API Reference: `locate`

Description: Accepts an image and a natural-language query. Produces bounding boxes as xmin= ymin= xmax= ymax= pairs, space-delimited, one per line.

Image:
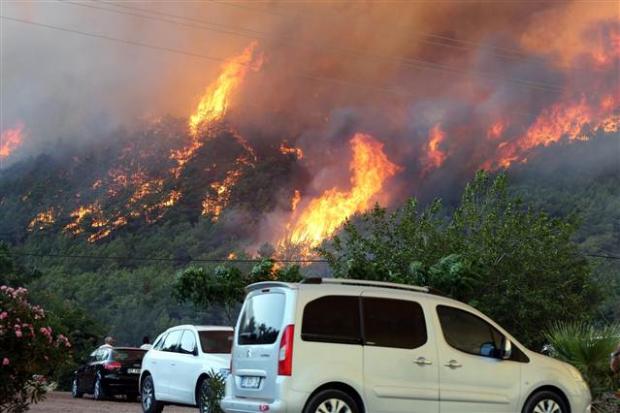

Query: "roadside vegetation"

xmin=1 ymin=157 xmax=619 ymax=407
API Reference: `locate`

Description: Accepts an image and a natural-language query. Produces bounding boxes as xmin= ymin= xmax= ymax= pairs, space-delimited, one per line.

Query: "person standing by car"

xmin=99 ymin=336 xmax=115 ymax=349
xmin=140 ymin=336 xmax=151 ymax=350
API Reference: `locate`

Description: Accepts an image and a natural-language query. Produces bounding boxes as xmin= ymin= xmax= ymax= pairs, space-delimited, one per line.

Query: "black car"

xmin=72 ymin=346 xmax=146 ymax=401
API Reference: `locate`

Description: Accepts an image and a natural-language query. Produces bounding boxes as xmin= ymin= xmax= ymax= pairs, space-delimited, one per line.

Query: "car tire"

xmin=304 ymin=389 xmax=361 ymax=413
xmin=197 ymin=378 xmax=213 ymax=413
xmin=141 ymin=375 xmax=164 ymax=413
xmin=71 ymin=377 xmax=83 ymax=398
xmin=93 ymin=374 xmax=107 ymax=401
xmin=522 ymin=390 xmax=569 ymax=413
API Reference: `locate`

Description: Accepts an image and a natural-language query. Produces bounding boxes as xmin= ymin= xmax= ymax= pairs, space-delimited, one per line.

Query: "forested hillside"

xmin=0 ymin=129 xmax=618 ymax=345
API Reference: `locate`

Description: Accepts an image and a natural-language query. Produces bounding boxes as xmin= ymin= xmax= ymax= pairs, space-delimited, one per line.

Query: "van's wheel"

xmin=522 ymin=390 xmax=568 ymax=413
xmin=71 ymin=377 xmax=83 ymax=398
xmin=141 ymin=375 xmax=164 ymax=413
xmin=304 ymin=389 xmax=360 ymax=413
xmin=93 ymin=374 xmax=107 ymax=401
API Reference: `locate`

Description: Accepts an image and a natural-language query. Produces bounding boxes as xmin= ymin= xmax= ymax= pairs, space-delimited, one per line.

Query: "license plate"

xmin=240 ymin=376 xmax=261 ymax=389
xmin=127 ymin=368 xmax=140 ymax=374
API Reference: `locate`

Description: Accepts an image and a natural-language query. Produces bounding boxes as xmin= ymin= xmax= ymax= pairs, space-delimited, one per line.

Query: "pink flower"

xmin=40 ymin=327 xmax=53 ymax=343
xmin=15 ymin=329 xmax=22 ymax=338
xmin=0 ymin=312 xmax=7 ymax=320
xmin=57 ymin=334 xmax=72 ymax=348
xmin=2 ymin=358 xmax=9 ymax=366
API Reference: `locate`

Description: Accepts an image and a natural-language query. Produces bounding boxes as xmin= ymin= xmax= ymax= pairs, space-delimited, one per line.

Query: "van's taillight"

xmin=278 ymin=324 xmax=294 ymax=376
xmin=103 ymin=361 xmax=121 ymax=371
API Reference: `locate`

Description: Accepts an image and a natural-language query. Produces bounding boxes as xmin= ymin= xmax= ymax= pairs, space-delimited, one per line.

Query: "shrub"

xmin=545 ymin=322 xmax=620 ymax=401
xmin=0 ymin=285 xmax=72 ymax=412
xmin=200 ymin=371 xmax=227 ymax=413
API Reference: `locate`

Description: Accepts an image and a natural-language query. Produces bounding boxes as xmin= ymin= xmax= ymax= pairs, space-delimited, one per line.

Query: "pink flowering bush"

xmin=0 ymin=285 xmax=71 ymax=412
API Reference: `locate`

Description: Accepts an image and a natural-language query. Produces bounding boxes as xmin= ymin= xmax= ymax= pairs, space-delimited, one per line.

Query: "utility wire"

xmin=62 ymin=1 xmax=563 ymax=93
xmin=7 ymin=251 xmax=620 ymax=262
xmin=0 ymin=15 xmax=229 ymax=64
xmin=9 ymin=251 xmax=328 ymax=263
xmin=0 ymin=14 xmax=562 ymax=122
xmin=0 ymin=14 xmax=556 ymax=114
xmin=205 ymin=0 xmax=529 ymax=60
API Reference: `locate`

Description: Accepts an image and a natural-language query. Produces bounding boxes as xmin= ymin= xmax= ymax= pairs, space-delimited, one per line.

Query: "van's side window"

xmin=437 ymin=305 xmax=503 ymax=357
xmin=363 ymin=297 xmax=427 ymax=349
xmin=302 ymin=296 xmax=362 ymax=345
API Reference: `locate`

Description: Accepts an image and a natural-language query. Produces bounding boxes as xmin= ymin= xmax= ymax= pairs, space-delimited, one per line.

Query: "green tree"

xmin=318 ymin=172 xmax=600 ymax=347
xmin=173 ymin=259 xmax=301 ymax=322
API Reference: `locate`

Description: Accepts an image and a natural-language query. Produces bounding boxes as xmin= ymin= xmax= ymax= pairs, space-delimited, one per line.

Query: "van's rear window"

xmin=238 ymin=293 xmax=285 ymax=345
xmin=199 ymin=331 xmax=233 ymax=353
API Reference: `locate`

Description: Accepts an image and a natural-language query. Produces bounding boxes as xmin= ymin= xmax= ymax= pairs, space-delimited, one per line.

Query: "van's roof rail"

xmin=302 ymin=277 xmax=430 ymax=293
xmin=245 ymin=281 xmax=296 ymax=292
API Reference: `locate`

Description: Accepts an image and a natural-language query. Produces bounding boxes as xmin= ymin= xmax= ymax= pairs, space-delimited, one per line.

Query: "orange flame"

xmin=423 ymin=124 xmax=447 ymax=173
xmin=1 ymin=122 xmax=24 ymax=159
xmin=487 ymin=120 xmax=507 ymax=140
xmin=290 ymin=190 xmax=301 ymax=212
xmin=280 ymin=133 xmax=401 ymax=250
xmin=28 ymin=208 xmax=56 ymax=231
xmin=492 ymin=96 xmax=618 ymax=168
xmin=279 ymin=142 xmax=304 ymax=159
xmin=188 ymin=42 xmax=261 ymax=137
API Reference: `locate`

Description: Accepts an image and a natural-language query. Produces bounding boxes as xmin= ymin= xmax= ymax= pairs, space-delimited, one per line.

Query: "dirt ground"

xmin=29 ymin=392 xmax=196 ymax=413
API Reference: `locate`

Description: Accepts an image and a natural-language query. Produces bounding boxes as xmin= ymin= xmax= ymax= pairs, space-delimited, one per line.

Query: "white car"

xmin=221 ymin=278 xmax=591 ymax=413
xmin=140 ymin=325 xmax=233 ymax=413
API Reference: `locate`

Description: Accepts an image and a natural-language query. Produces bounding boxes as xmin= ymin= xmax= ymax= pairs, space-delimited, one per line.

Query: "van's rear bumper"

xmin=221 ymin=398 xmax=286 ymax=413
xmin=221 ymin=377 xmax=308 ymax=413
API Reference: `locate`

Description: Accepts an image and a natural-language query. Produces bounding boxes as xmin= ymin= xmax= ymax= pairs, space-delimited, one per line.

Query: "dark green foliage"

xmin=545 ymin=322 xmax=620 ymax=401
xmin=201 ymin=372 xmax=227 ymax=413
xmin=319 ymin=172 xmax=601 ymax=348
xmin=173 ymin=259 xmax=302 ymax=321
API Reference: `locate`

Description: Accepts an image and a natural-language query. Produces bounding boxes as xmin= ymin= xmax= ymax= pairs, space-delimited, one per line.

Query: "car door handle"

xmin=445 ymin=360 xmax=462 ymax=369
xmin=414 ymin=357 xmax=432 ymax=366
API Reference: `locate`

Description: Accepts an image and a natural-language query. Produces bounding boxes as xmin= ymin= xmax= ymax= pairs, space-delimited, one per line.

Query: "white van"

xmin=221 ymin=279 xmax=591 ymax=413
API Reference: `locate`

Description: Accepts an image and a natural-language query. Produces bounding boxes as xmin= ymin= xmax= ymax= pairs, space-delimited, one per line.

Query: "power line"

xmin=583 ymin=253 xmax=620 ymax=261
xmin=62 ymin=0 xmax=563 ymax=93
xmin=8 ymin=251 xmax=620 ymax=263
xmin=206 ymin=0 xmax=530 ymax=60
xmin=0 ymin=14 xmax=559 ymax=112
xmin=9 ymin=251 xmax=328 ymax=263
xmin=0 ymin=15 xmax=229 ymax=64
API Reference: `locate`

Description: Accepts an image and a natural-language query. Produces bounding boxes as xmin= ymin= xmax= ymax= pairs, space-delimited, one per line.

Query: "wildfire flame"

xmin=28 ymin=208 xmax=56 ymax=231
xmin=171 ymin=42 xmax=262 ymax=178
xmin=279 ymin=133 xmax=401 ymax=251
xmin=290 ymin=190 xmax=301 ymax=212
xmin=279 ymin=142 xmax=304 ymax=159
xmin=424 ymin=124 xmax=447 ymax=172
xmin=491 ymin=96 xmax=619 ymax=168
xmin=188 ymin=42 xmax=262 ymax=137
xmin=0 ymin=122 xmax=24 ymax=159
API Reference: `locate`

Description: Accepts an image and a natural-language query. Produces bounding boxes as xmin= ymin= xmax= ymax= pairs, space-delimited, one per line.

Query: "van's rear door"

xmin=230 ymin=286 xmax=294 ymax=402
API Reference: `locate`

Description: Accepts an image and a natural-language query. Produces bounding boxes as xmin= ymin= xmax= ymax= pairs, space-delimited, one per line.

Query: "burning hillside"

xmin=1 ymin=2 xmax=618 ymax=257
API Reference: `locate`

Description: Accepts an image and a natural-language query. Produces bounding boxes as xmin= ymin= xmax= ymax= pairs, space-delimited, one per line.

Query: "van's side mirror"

xmin=500 ymin=339 xmax=512 ymax=360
